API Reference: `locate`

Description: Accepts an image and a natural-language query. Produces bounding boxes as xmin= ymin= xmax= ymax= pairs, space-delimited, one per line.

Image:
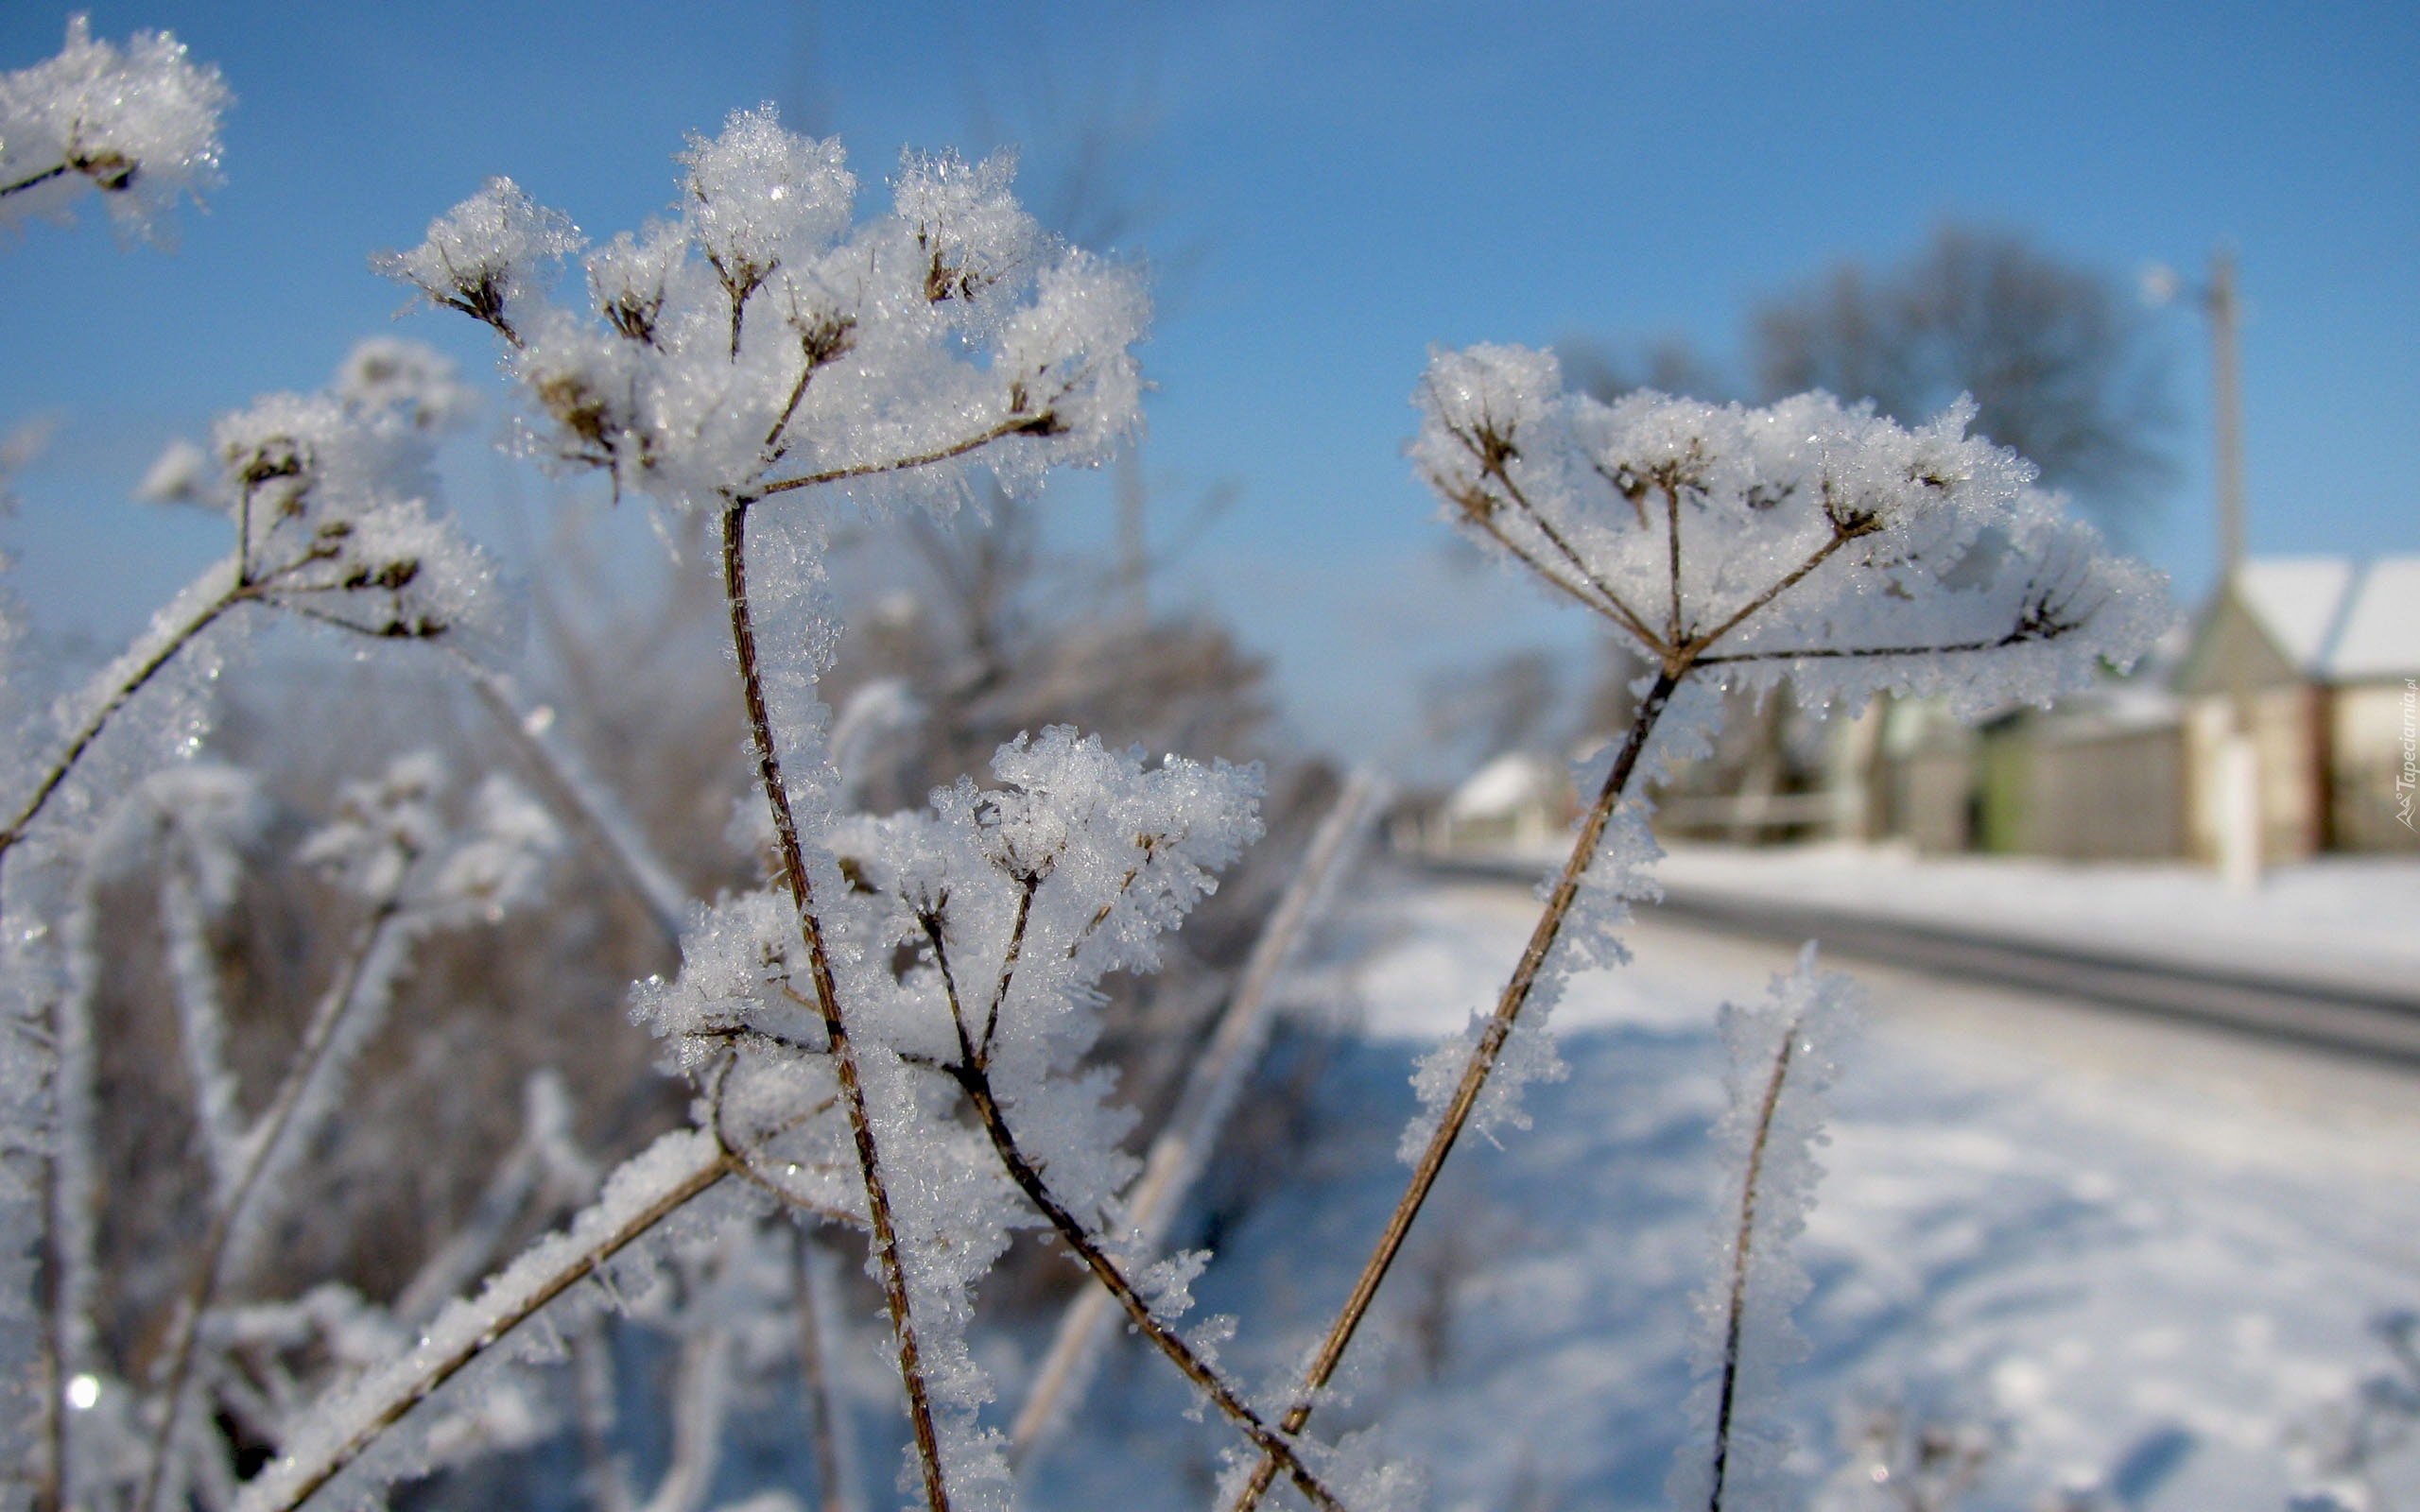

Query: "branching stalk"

xmin=235 ymin=1141 xmax=735 ymax=1512
xmin=0 ymin=587 xmax=240 ymax=885
xmin=949 ymin=1060 xmax=1347 ymax=1512
xmin=1704 ymin=1016 xmax=1803 ymax=1512
xmin=1228 ymin=668 xmax=1681 ymax=1511
xmin=140 ymin=884 xmax=411 ymax=1512
xmin=0 ymin=162 xmax=72 ymax=198
xmin=719 ymin=496 xmax=953 ymax=1512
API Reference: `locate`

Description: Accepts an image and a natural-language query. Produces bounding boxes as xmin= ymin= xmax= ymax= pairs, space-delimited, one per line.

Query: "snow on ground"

xmin=1029 ymin=865 xmax=2420 ymax=1512
xmin=1630 ymin=842 xmax=2420 ymax=997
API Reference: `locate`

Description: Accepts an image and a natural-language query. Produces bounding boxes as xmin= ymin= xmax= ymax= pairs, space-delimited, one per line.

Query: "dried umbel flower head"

xmin=1411 ymin=343 xmax=2168 ymax=716
xmin=0 ymin=15 xmax=231 ymax=243
xmin=379 ymin=107 xmax=1147 ymax=517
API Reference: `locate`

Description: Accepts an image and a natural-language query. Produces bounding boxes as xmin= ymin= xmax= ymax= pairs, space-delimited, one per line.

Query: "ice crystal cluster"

xmin=1411 ymin=343 xmax=2167 ymax=717
xmin=376 ymin=107 xmax=1147 ymax=518
xmin=633 ymin=729 xmax=1262 ymax=1506
xmin=0 ymin=14 xmax=228 ymax=243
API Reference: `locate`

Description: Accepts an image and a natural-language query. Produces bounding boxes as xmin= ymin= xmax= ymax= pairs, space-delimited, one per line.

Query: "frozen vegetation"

xmin=21 ymin=16 xmax=2390 ymax=1512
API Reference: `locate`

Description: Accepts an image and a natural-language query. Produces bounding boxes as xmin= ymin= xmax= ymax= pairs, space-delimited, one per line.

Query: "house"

xmin=1424 ymin=750 xmax=1575 ymax=852
xmin=2172 ymin=556 xmax=2420 ymax=857
xmin=1853 ymin=554 xmax=2416 ymax=863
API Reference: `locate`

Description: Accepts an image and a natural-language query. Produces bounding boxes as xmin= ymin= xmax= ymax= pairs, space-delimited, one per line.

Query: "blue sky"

xmin=4 ymin=1 xmax=2414 ymax=768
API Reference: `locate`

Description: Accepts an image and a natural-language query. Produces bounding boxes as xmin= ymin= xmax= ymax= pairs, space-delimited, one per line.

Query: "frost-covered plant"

xmin=57 ymin=755 xmax=562 ymax=1512
xmin=0 ymin=336 xmax=493 ymax=885
xmin=220 ymin=109 xmax=1355 ymax=1512
xmin=1675 ymin=949 xmax=1860 ymax=1512
xmin=1221 ymin=345 xmax=2167 ymax=1509
xmin=0 ymin=14 xmax=227 ymax=244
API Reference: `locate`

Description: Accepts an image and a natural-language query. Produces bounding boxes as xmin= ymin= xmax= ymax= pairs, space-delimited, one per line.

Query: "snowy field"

xmin=1027 ymin=864 xmax=2420 ymax=1512
xmin=1645 ymin=843 xmax=2420 ymax=997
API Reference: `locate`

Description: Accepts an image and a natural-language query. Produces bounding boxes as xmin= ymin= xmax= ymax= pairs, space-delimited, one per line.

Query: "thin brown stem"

xmin=1065 ymin=865 xmax=1140 ymax=960
xmin=1486 ymin=468 xmax=1668 ymax=653
xmin=951 ymin=1060 xmax=1347 ymax=1512
xmin=1706 ymin=1017 xmax=1803 ymax=1512
xmin=721 ymin=498 xmax=953 ymax=1512
xmin=920 ymin=915 xmax=980 ymax=1069
xmin=1681 ymin=528 xmax=1858 ymax=660
xmin=0 ymin=588 xmax=240 ymax=875
xmin=1 ymin=162 xmax=71 ymax=198
xmin=141 ymin=885 xmax=409 ymax=1512
xmin=1229 ymin=669 xmax=1682 ymax=1512
xmin=766 ymin=359 xmax=820 ymax=455
xmin=246 ymin=1143 xmax=735 ymax=1512
xmin=979 ymin=872 xmax=1041 ymax=1059
xmin=751 ymin=413 xmax=1053 ymax=501
xmin=1666 ymin=485 xmax=1685 ymax=645
xmin=1694 ymin=635 xmax=2014 ymax=666
xmin=1444 ymin=489 xmax=1664 ymax=656
xmin=704 ymin=1063 xmax=856 ymax=1227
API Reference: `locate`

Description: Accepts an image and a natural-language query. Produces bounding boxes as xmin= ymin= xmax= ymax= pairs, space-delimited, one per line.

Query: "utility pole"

xmin=2209 ymin=248 xmax=2248 ymax=579
xmin=2207 ymin=247 xmax=2261 ymax=888
xmin=1115 ymin=443 xmax=1147 ymax=623
xmin=2146 ymin=247 xmax=2263 ymax=884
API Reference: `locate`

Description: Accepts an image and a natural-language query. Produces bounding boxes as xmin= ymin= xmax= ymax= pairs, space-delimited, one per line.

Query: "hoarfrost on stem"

xmin=1673 ymin=945 xmax=1862 ymax=1512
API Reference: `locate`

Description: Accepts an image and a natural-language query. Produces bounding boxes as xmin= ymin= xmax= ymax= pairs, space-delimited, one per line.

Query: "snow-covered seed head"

xmin=1410 ymin=344 xmax=2169 ymax=715
xmin=200 ymin=350 xmax=494 ymax=639
xmin=380 ymin=110 xmax=1148 ymax=523
xmin=0 ymin=15 xmax=230 ymax=244
xmin=335 ymin=337 xmax=477 ymax=431
xmin=373 ymin=178 xmax=582 ymax=342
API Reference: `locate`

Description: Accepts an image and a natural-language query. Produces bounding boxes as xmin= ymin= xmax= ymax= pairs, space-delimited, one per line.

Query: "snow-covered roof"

xmin=2218 ymin=555 xmax=2420 ymax=682
xmin=2234 ymin=558 xmax=2355 ymax=673
xmin=2324 ymin=556 xmax=2420 ymax=679
xmin=1445 ymin=751 xmax=1564 ymax=819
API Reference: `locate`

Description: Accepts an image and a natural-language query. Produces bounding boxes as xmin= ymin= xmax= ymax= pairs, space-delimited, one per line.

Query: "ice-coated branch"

xmin=233 ymin=1130 xmax=735 ymax=1512
xmin=452 ymin=653 xmax=690 ymax=945
xmin=140 ymin=876 xmax=412 ymax=1512
xmin=1227 ymin=674 xmax=1678 ymax=1512
xmin=721 ymin=495 xmax=953 ymax=1512
xmin=1676 ymin=948 xmax=1859 ymax=1512
xmin=1012 ymin=766 xmax=1388 ymax=1460
xmin=0 ymin=565 xmax=242 ymax=886
xmin=140 ymin=754 xmax=559 ymax=1512
xmin=946 ymin=1057 xmax=1346 ymax=1512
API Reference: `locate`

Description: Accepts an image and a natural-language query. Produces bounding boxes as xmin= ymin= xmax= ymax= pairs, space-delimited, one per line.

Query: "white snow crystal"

xmin=0 ymin=15 xmax=230 ymax=244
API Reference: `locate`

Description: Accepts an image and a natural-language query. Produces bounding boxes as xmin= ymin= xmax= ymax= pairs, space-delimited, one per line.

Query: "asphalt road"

xmin=1421 ymin=854 xmax=2420 ymax=1067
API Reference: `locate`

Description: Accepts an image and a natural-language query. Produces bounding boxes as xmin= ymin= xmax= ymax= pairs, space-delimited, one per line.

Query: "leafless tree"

xmin=1754 ymin=223 xmax=2172 ymax=538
